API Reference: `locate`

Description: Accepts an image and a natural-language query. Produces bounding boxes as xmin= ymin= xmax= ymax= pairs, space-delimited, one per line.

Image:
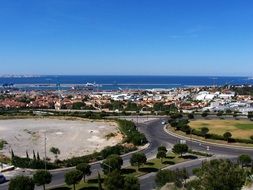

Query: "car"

xmin=161 ymin=121 xmax=166 ymax=125
xmin=0 ymin=173 xmax=6 ymax=184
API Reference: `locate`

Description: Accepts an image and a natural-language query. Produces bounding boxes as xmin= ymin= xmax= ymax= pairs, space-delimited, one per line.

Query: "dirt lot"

xmin=0 ymin=118 xmax=122 ymax=160
xmin=190 ymin=119 xmax=253 ymax=139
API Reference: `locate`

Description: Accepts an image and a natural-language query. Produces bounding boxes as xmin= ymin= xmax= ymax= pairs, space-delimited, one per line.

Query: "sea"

xmin=0 ymin=76 xmax=252 ymax=91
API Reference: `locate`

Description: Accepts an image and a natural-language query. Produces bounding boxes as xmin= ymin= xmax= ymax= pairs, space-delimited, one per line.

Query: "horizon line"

xmin=0 ymin=74 xmax=252 ymax=78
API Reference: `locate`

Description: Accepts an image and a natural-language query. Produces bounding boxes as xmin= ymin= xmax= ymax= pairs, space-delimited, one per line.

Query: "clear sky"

xmin=0 ymin=0 xmax=252 ymax=76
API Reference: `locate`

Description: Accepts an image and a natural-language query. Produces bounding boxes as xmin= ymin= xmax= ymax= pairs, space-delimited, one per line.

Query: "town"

xmin=1 ymin=84 xmax=253 ymax=117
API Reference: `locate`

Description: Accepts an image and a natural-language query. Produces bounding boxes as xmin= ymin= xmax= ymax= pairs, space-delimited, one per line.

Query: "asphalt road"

xmin=0 ymin=119 xmax=164 ymax=190
xmin=1 ymin=117 xmax=253 ymax=190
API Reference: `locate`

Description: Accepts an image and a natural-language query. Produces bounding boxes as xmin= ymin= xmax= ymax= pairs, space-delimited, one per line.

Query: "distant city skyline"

xmin=0 ymin=0 xmax=252 ymax=76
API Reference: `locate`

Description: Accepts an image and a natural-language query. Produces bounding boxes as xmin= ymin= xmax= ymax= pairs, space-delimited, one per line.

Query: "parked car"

xmin=0 ymin=173 xmax=6 ymax=184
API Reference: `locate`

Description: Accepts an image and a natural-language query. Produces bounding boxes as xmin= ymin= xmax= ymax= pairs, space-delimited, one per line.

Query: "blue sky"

xmin=0 ymin=0 xmax=252 ymax=76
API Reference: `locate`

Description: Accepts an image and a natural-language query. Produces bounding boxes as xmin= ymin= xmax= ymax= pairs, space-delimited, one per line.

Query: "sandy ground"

xmin=0 ymin=118 xmax=121 ymax=160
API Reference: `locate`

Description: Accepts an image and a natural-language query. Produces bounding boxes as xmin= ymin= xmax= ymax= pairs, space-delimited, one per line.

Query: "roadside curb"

xmin=164 ymin=126 xmax=253 ymax=150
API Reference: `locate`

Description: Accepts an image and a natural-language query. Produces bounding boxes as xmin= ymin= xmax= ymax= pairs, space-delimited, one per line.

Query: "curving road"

xmin=1 ymin=117 xmax=253 ymax=190
xmin=138 ymin=118 xmax=253 ymax=190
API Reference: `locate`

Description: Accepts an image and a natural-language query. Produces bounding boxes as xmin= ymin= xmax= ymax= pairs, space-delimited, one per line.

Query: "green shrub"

xmin=117 ymin=120 xmax=147 ymax=146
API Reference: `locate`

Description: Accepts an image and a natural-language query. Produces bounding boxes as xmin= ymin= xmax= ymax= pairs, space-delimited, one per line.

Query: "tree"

xmin=174 ymin=168 xmax=189 ymax=188
xmin=172 ymin=144 xmax=188 ymax=157
xmin=238 ymin=154 xmax=252 ymax=167
xmin=64 ymin=170 xmax=83 ymax=190
xmin=76 ymin=163 xmax=91 ymax=182
xmin=9 ymin=175 xmax=35 ymax=190
xmin=191 ymin=159 xmax=247 ymax=190
xmin=158 ymin=146 xmax=167 ymax=153
xmin=104 ymin=170 xmax=124 ymax=190
xmin=201 ymin=112 xmax=208 ymax=118
xmin=155 ymin=169 xmax=176 ymax=188
xmin=124 ymin=175 xmax=140 ymax=190
xmin=33 ymin=150 xmax=36 ymax=160
xmin=130 ymin=152 xmax=147 ymax=170
xmin=156 ymin=151 xmax=167 ymax=163
xmin=50 ymin=147 xmax=60 ymax=160
xmin=11 ymin=149 xmax=15 ymax=158
xmin=97 ymin=171 xmax=103 ymax=190
xmin=187 ymin=113 xmax=194 ymax=119
xmin=217 ymin=111 xmax=224 ymax=117
xmin=248 ymin=112 xmax=253 ymax=119
xmin=33 ymin=170 xmax=52 ymax=190
xmin=226 ymin=109 xmax=232 ymax=114
xmin=72 ymin=102 xmax=85 ymax=110
xmin=223 ymin=132 xmax=232 ymax=142
xmin=200 ymin=127 xmax=209 ymax=138
xmin=101 ymin=154 xmax=123 ymax=174
xmin=26 ymin=150 xmax=29 ymax=159
xmin=37 ymin=152 xmax=40 ymax=160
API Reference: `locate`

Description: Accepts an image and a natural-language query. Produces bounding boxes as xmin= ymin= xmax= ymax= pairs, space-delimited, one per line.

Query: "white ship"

xmin=72 ymin=82 xmax=102 ymax=91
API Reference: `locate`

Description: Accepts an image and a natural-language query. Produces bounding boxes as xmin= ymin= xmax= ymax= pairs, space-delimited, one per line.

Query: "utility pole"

xmin=102 ymin=162 xmax=112 ymax=173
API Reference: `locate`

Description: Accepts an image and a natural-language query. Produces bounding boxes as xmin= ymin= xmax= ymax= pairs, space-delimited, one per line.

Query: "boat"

xmin=72 ymin=82 xmax=102 ymax=91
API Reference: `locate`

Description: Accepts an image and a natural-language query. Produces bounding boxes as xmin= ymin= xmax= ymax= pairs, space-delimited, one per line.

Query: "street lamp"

xmin=101 ymin=162 xmax=112 ymax=173
xmin=44 ymin=131 xmax=47 ymax=170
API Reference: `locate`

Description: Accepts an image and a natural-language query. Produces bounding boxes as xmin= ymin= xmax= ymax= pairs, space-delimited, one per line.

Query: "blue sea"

xmin=0 ymin=76 xmax=252 ymax=90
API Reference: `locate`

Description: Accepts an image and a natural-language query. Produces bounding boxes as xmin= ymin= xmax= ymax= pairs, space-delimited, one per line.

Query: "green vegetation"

xmin=186 ymin=159 xmax=249 ymax=190
xmin=50 ymin=147 xmax=61 ymax=161
xmin=231 ymin=86 xmax=253 ymax=96
xmin=169 ymin=118 xmax=253 ymax=145
xmin=234 ymin=123 xmax=253 ymax=130
xmin=9 ymin=118 xmax=140 ymax=169
xmin=11 ymin=154 xmax=58 ymax=169
xmin=105 ymin=132 xmax=116 ymax=140
xmin=76 ymin=163 xmax=91 ymax=182
xmin=223 ymin=131 xmax=232 ymax=142
xmin=172 ymin=144 xmax=189 ymax=157
xmin=33 ymin=170 xmax=52 ymax=190
xmin=0 ymin=139 xmax=7 ymax=150
xmin=155 ymin=168 xmax=188 ymax=188
xmin=125 ymin=102 xmax=141 ymax=112
xmin=153 ymin=102 xmax=178 ymax=113
xmin=64 ymin=170 xmax=83 ymax=190
xmin=117 ymin=119 xmax=147 ymax=146
xmin=61 ymin=144 xmax=136 ymax=168
xmin=101 ymin=154 xmax=123 ymax=174
xmin=52 ymin=150 xmax=198 ymax=190
xmin=190 ymin=119 xmax=253 ymax=139
xmin=157 ymin=150 xmax=167 ymax=163
xmin=130 ymin=152 xmax=147 ymax=170
xmin=200 ymin=127 xmax=209 ymax=138
xmin=9 ymin=175 xmax=35 ymax=190
xmin=238 ymin=154 xmax=252 ymax=167
xmin=124 ymin=174 xmax=140 ymax=190
xmin=72 ymin=102 xmax=95 ymax=110
xmin=103 ymin=170 xmax=124 ymax=190
xmin=10 ymin=143 xmax=136 ymax=169
xmin=157 ymin=146 xmax=168 ymax=163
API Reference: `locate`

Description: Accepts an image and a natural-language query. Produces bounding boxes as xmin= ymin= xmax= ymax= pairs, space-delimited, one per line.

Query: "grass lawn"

xmin=123 ymin=152 xmax=194 ymax=177
xmin=190 ymin=119 xmax=253 ymax=139
xmin=51 ymin=180 xmax=100 ymax=190
xmin=50 ymin=152 xmax=197 ymax=190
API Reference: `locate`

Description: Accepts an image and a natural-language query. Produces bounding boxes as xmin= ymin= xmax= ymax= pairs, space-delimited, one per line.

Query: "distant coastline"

xmin=0 ymin=75 xmax=252 ymax=90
